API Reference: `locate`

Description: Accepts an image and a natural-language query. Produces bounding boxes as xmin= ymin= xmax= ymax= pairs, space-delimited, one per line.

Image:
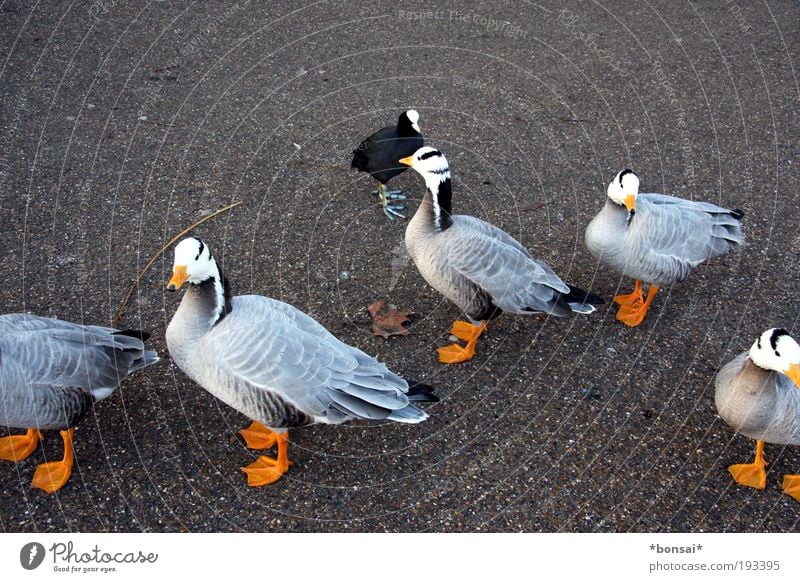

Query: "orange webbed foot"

xmin=31 ymin=459 xmax=73 ymax=493
xmin=240 ymin=432 xmax=291 ymax=486
xmin=448 ymin=320 xmax=485 ymax=342
xmin=31 ymin=429 xmax=74 ymax=493
xmin=239 ymin=421 xmax=277 ymax=450
xmin=0 ymin=428 xmax=43 ymax=462
xmin=616 ymin=304 xmax=649 ymax=327
xmin=437 ymin=343 xmax=478 ymax=364
xmin=614 ymin=282 xmax=658 ymax=327
xmin=437 ymin=321 xmax=486 ymax=364
xmin=728 ymin=462 xmax=767 ymax=490
xmin=728 ymin=441 xmax=767 ymax=491
xmin=241 ymin=456 xmax=292 ymax=486
xmin=613 ymin=283 xmax=644 ymax=309
xmin=782 ymin=474 xmax=800 ymax=502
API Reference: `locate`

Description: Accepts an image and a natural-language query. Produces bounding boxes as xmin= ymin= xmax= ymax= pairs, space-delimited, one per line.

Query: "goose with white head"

xmin=585 ymin=169 xmax=744 ymax=326
xmin=399 ymin=147 xmax=604 ymax=364
xmin=715 ymin=328 xmax=800 ymax=502
xmin=351 ymin=109 xmax=423 ymax=220
xmin=0 ymin=314 xmax=158 ymax=492
xmin=165 ymin=236 xmax=438 ymax=486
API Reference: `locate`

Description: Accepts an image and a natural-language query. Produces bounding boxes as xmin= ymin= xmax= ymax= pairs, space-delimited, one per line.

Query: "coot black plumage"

xmin=351 ymin=109 xmax=423 ymax=220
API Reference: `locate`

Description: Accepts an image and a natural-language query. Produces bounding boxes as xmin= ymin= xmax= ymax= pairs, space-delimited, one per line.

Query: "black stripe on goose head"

xmin=420 ymin=149 xmax=441 ymax=161
xmin=769 ymin=328 xmax=790 ymax=354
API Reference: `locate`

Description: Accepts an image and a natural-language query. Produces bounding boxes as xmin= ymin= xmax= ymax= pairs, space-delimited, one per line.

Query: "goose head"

xmin=749 ymin=328 xmax=800 ymax=386
xmin=607 ymin=169 xmax=639 ymax=216
xmin=399 ymin=146 xmax=450 ymax=192
xmin=167 ymin=237 xmax=218 ymax=291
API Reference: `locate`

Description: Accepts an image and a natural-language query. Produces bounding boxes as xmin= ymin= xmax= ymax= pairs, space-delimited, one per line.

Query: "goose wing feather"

xmin=0 ymin=313 xmax=153 ymax=396
xmin=629 ymin=194 xmax=744 ymax=282
xmin=442 ymin=216 xmax=571 ymax=314
xmin=205 ymin=297 xmax=414 ymax=421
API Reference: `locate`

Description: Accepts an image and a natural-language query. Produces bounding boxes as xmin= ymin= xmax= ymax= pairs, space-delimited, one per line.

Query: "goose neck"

xmin=174 ymin=264 xmax=233 ymax=334
xmin=424 ymin=176 xmax=453 ymax=231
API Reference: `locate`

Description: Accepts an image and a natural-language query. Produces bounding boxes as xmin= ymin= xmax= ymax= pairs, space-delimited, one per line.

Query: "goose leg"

xmin=373 ymin=183 xmax=406 ymax=220
xmin=781 ymin=474 xmax=800 ymax=502
xmin=31 ymin=428 xmax=74 ymax=493
xmin=728 ymin=440 xmax=767 ymax=490
xmin=614 ymin=281 xmax=659 ymax=327
xmin=0 ymin=428 xmax=43 ymax=462
xmin=239 ymin=421 xmax=278 ymax=450
xmin=437 ymin=320 xmax=487 ymax=364
xmin=241 ymin=431 xmax=292 ymax=486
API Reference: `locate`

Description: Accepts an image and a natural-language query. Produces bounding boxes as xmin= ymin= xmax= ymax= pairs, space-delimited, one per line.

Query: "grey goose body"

xmin=585 ymin=170 xmax=744 ymax=326
xmin=585 ymin=194 xmax=744 ymax=285
xmin=715 ymin=352 xmax=800 ymax=446
xmin=399 ymin=147 xmax=602 ymax=364
xmin=407 ymin=210 xmax=589 ymax=321
xmin=165 ymin=237 xmax=436 ymax=485
xmin=714 ymin=329 xmax=800 ymax=445
xmin=713 ymin=329 xmax=800 ymax=502
xmin=0 ymin=313 xmax=158 ymax=430
xmin=0 ymin=313 xmax=157 ymax=492
xmin=167 ymin=292 xmax=430 ymax=429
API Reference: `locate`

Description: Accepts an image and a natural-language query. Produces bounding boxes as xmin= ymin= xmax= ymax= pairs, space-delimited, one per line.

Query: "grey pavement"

xmin=0 ymin=0 xmax=798 ymax=532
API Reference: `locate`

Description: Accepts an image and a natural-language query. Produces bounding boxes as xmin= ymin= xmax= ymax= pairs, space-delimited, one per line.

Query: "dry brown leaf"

xmin=367 ymin=300 xmax=410 ymax=338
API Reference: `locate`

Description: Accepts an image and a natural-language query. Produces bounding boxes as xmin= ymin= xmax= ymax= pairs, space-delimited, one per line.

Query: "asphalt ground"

xmin=0 ymin=0 xmax=798 ymax=532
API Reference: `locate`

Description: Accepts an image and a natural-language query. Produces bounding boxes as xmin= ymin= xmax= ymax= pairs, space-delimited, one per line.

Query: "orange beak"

xmin=624 ymin=194 xmax=636 ymax=213
xmin=786 ymin=363 xmax=800 ymax=388
xmin=398 ymin=156 xmax=413 ymax=167
xmin=167 ymin=265 xmax=189 ymax=291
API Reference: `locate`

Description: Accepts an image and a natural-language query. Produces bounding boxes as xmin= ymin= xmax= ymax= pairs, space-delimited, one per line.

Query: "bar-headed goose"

xmin=351 ymin=109 xmax=423 ymax=220
xmin=165 ymin=237 xmax=437 ymax=486
xmin=399 ymin=147 xmax=603 ymax=364
xmin=585 ymin=169 xmax=744 ymax=327
xmin=0 ymin=314 xmax=158 ymax=493
xmin=715 ymin=328 xmax=800 ymax=502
